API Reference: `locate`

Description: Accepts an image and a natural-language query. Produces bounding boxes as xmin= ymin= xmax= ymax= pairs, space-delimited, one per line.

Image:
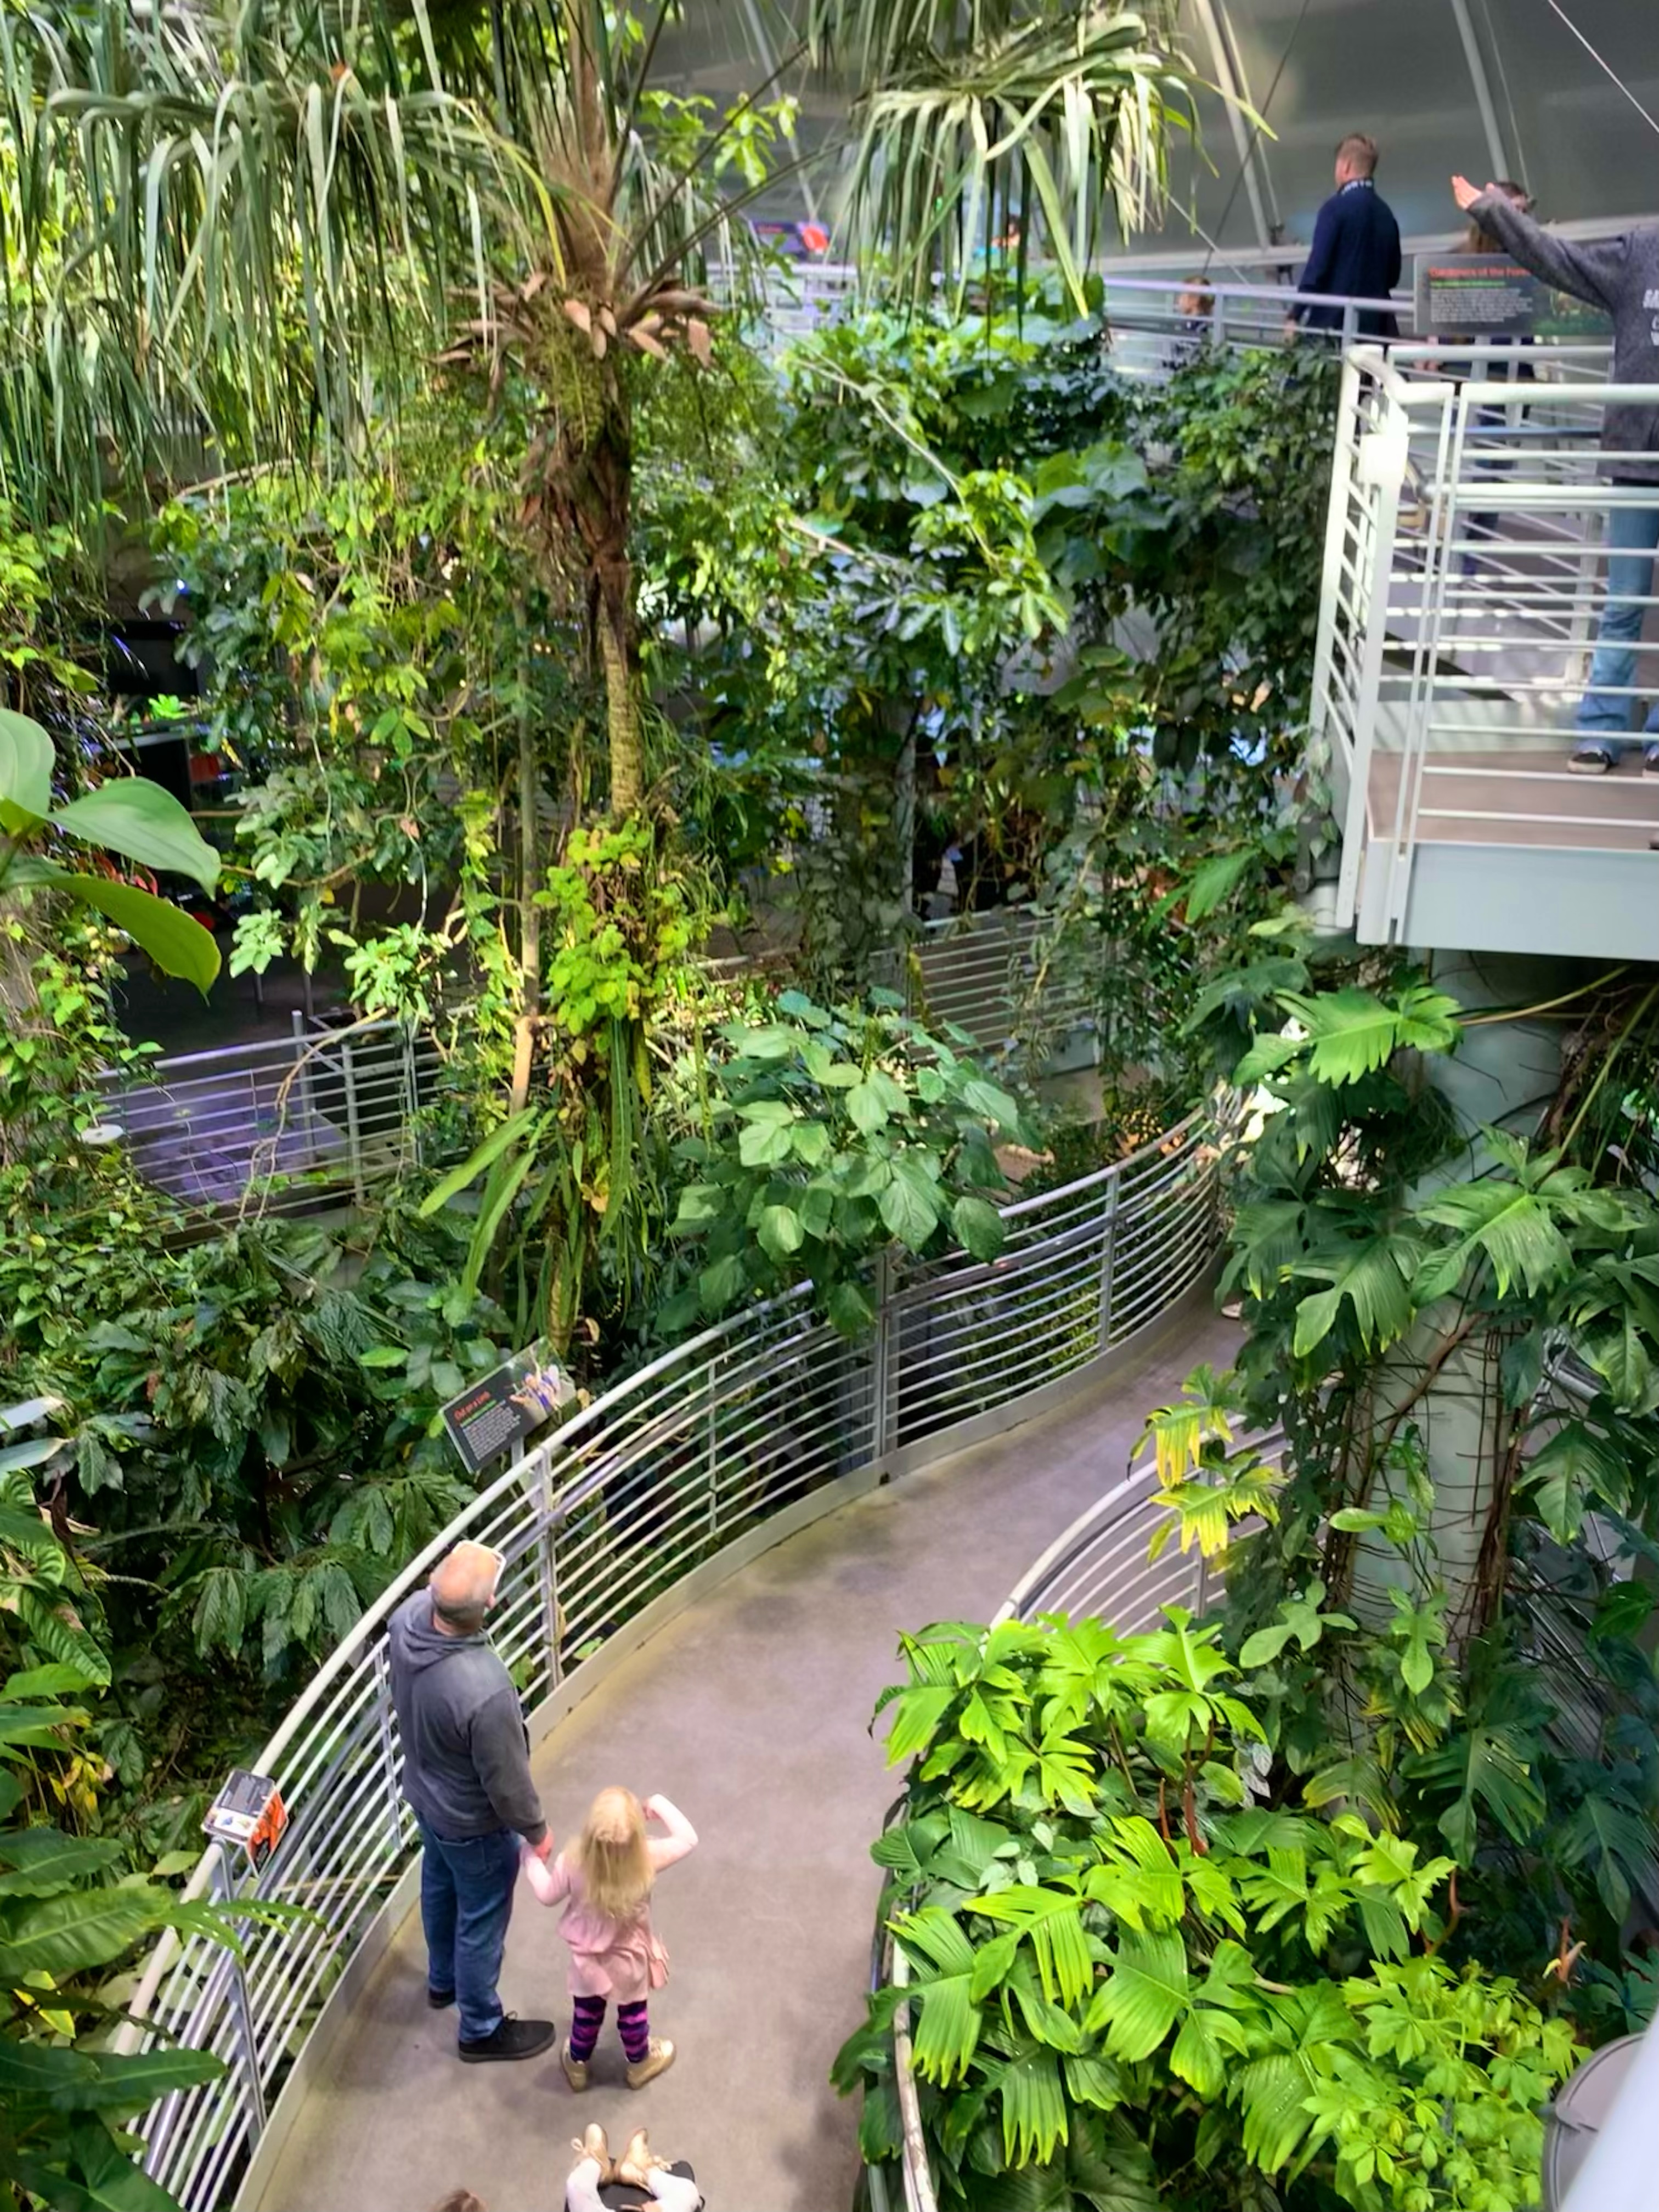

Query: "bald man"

xmin=388 ymin=1542 xmax=557 ymax=2061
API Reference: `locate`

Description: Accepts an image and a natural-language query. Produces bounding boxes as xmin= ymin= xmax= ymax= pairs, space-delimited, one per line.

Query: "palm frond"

xmin=808 ymin=1 xmax=1203 ymax=310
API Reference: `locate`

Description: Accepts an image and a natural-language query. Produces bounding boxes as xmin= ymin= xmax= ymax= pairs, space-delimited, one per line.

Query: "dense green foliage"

xmin=834 ymin=1610 xmax=1578 ymax=2212
xmin=661 ymin=993 xmax=1031 ymax=1336
xmin=837 ymin=947 xmax=1659 ymax=2208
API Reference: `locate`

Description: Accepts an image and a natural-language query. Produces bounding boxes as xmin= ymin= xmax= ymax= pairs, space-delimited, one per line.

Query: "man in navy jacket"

xmin=1294 ymin=133 xmax=1402 ymax=338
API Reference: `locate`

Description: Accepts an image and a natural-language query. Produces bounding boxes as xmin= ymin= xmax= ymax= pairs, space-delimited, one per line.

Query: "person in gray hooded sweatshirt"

xmin=1453 ymin=176 xmax=1659 ymax=773
xmin=389 ymin=1540 xmax=557 ymax=2061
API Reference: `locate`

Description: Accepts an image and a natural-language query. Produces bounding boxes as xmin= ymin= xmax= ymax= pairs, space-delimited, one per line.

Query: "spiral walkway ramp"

xmin=249 ymin=1300 xmax=1237 ymax=2212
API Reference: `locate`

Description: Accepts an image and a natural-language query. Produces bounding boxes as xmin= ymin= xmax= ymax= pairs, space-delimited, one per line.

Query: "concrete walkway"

xmin=253 ymin=1306 xmax=1236 ymax=2212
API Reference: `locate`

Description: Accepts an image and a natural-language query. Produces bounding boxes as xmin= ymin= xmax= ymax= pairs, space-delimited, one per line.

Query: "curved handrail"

xmin=124 ymin=1102 xmax=1227 ymax=2212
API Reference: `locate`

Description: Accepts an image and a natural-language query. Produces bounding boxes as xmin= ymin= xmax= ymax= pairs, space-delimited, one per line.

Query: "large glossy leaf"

xmin=995 ymin=2045 xmax=1068 ymax=2165
xmin=951 ymin=1193 xmax=1006 ymax=1262
xmin=0 ymin=707 xmax=53 ymax=831
xmin=0 ymin=1828 xmax=125 ymax=1898
xmin=1415 ymin=1179 xmax=1573 ymax=1299
xmin=24 ymin=868 xmax=221 ymax=991
xmin=879 ymin=1154 xmax=941 ymax=1251
xmin=0 ymin=2037 xmax=221 ymax=2111
xmin=1274 ymin=985 xmax=1461 ymax=1086
xmin=1518 ymin=1419 xmax=1631 ymax=1540
xmin=0 ymin=1886 xmax=164 ymax=1981
xmin=52 ymin=778 xmax=219 ymax=890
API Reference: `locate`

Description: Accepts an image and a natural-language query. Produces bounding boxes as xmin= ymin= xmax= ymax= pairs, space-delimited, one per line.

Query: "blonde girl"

xmin=523 ymin=1787 xmax=697 ymax=2090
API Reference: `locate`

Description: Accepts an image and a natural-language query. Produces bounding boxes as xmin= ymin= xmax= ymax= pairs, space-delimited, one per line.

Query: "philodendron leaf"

xmin=52 ymin=777 xmax=220 ymax=891
xmin=0 ymin=707 xmax=53 ymax=831
xmin=22 ymin=868 xmax=221 ymax=991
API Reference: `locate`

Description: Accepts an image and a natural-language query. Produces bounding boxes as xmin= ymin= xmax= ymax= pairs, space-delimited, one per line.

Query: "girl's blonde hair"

xmin=575 ymin=1786 xmax=652 ymax=1921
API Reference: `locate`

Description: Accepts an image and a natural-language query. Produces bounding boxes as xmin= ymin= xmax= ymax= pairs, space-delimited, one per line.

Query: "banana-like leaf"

xmin=0 ymin=708 xmax=53 ymax=832
xmin=11 ymin=864 xmax=219 ymax=991
xmin=52 ymin=778 xmax=219 ymax=891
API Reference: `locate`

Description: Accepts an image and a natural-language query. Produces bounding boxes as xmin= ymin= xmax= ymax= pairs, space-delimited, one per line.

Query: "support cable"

xmin=1200 ymin=0 xmax=1314 ymax=280
xmin=1539 ymin=0 xmax=1659 ymax=141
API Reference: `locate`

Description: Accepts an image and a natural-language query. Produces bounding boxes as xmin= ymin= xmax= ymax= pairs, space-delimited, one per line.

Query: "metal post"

xmin=292 ymin=1009 xmax=320 ymax=1161
xmin=870 ymin=1254 xmax=896 ymax=1467
xmin=340 ymin=1040 xmax=365 ymax=1206
xmin=1335 ymin=374 xmax=1409 ymax=933
xmin=1096 ymin=1175 xmax=1122 ymax=1353
xmin=535 ymin=1449 xmax=563 ymax=1688
xmin=707 ymin=1357 xmax=721 ymax=1545
xmin=1190 ymin=0 xmax=1274 ymax=253
xmin=1448 ymin=0 xmax=1511 ymax=185
xmin=210 ymin=1844 xmax=267 ymax=2142
xmin=401 ymin=1024 xmax=421 ymax=1169
xmin=371 ymin=1643 xmax=404 ymax=1857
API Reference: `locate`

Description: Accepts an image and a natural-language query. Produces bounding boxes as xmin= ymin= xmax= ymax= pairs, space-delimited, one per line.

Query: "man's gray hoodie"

xmin=387 ymin=1590 xmax=547 ymax=1844
xmin=1474 ymin=193 xmax=1659 ymax=482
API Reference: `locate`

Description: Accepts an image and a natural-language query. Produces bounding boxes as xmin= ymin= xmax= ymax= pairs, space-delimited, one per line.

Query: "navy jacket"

xmin=1296 ymin=178 xmax=1402 ymax=336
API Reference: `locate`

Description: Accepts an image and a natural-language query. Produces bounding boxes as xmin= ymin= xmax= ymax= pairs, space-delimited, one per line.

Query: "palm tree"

xmin=0 ymin=0 xmax=1199 ymax=822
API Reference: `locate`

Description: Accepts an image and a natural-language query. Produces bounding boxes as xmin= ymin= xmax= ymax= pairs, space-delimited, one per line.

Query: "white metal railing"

xmin=1309 ymin=340 xmax=1659 ymax=952
xmin=736 ymin=260 xmax=1402 ymax=371
xmin=121 ymin=1102 xmax=1226 ymax=2211
xmin=900 ymin=906 xmax=1093 ymax=1068
xmin=100 ymin=1016 xmax=436 ymax=1218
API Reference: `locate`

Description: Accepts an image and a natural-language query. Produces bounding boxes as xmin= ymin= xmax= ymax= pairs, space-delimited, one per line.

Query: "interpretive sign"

xmin=441 ymin=1339 xmax=573 ymax=1477
xmin=205 ymin=1769 xmax=288 ymax=1872
xmin=1413 ymin=252 xmax=1539 ymax=338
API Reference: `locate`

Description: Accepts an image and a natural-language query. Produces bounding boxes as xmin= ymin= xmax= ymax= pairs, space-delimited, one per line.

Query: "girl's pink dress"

xmin=522 ymin=1796 xmax=697 ymax=2004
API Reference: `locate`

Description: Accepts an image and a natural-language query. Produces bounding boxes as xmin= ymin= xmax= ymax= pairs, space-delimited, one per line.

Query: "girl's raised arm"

xmin=644 ymin=1794 xmax=698 ymax=1870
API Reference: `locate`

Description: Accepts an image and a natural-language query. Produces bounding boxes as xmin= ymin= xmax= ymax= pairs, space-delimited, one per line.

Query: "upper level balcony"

xmin=1312 ymin=343 xmax=1659 ymax=963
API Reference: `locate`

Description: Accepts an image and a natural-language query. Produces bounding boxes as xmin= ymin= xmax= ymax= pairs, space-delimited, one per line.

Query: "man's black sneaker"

xmin=427 ymin=1988 xmax=455 ymax=2010
xmin=458 ymin=2015 xmax=556 ymax=2063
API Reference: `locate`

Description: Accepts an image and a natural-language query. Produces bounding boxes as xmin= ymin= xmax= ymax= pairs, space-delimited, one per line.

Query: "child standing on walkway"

xmin=523 ymin=1787 xmax=697 ymax=2090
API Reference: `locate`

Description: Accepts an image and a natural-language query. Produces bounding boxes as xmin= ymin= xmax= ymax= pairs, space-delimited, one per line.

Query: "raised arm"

xmin=1457 ymin=181 xmax=1629 ymax=312
xmin=644 ymin=1794 xmax=698 ymax=1871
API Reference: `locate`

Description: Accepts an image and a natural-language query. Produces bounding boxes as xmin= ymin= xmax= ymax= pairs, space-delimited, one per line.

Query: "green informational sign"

xmin=1412 ymin=252 xmax=1539 ymax=338
xmin=1534 ymin=286 xmax=1614 ymax=343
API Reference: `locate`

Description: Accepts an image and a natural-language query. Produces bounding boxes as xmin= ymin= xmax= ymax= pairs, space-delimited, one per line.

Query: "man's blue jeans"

xmin=1578 ymin=496 xmax=1659 ymax=751
xmin=416 ymin=1819 xmax=520 ymax=2044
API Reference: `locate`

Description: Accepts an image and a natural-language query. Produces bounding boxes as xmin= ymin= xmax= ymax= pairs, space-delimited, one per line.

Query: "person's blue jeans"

xmin=416 ymin=1819 xmax=521 ymax=2044
xmin=1578 ymin=497 xmax=1659 ymax=752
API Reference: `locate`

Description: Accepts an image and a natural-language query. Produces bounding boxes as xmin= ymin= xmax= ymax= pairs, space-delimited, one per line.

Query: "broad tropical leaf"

xmin=1273 ymin=985 xmax=1461 ymax=1086
xmin=0 ymin=707 xmax=53 ymax=830
xmin=51 ymin=778 xmax=220 ymax=891
xmin=1087 ymin=1928 xmax=1189 ymax=2061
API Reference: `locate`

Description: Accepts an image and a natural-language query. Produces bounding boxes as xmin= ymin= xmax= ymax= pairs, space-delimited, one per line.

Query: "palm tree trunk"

xmin=509 ymin=618 xmax=540 ymax=1114
xmin=599 ymin=578 xmax=642 ymax=815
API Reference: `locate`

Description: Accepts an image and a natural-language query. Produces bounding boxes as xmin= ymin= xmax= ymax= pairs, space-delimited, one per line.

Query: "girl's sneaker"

xmin=626 ymin=2036 xmax=676 ymax=2089
xmin=1644 ymin=743 xmax=1659 ymax=775
xmin=560 ymin=2039 xmax=591 ymax=2091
